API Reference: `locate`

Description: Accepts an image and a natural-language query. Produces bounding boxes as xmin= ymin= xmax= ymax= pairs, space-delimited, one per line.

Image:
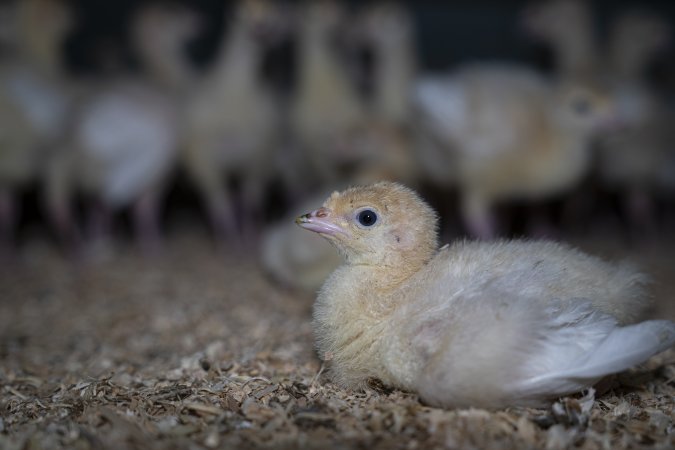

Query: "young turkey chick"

xmin=598 ymin=10 xmax=674 ymax=232
xmin=13 ymin=0 xmax=73 ymax=79
xmin=607 ymin=10 xmax=671 ymax=81
xmin=184 ymin=0 xmax=284 ymax=241
xmin=0 ymin=80 xmax=38 ymax=254
xmin=0 ymin=0 xmax=73 ymax=252
xmin=355 ymin=2 xmax=420 ymax=184
xmin=290 ymin=0 xmax=370 ymax=187
xmin=53 ymin=82 xmax=179 ymax=253
xmin=415 ymin=66 xmax=616 ymax=238
xmin=359 ymin=1 xmax=416 ymax=126
xmin=44 ymin=4 xmax=199 ymax=254
xmin=296 ymin=182 xmax=673 ymax=409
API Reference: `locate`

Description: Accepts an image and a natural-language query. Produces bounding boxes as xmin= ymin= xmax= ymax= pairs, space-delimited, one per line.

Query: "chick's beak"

xmin=295 ymin=207 xmax=345 ymax=236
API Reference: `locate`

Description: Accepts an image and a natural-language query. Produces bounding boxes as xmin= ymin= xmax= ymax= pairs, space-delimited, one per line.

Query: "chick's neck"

xmin=347 ymin=245 xmax=436 ymax=293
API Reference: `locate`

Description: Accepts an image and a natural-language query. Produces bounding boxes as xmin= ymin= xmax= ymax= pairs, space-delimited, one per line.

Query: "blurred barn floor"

xmin=1 ymin=227 xmax=673 ymax=449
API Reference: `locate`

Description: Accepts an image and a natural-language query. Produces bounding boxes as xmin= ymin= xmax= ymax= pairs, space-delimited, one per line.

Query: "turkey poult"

xmin=598 ymin=10 xmax=675 ymax=231
xmin=290 ymin=0 xmax=369 ymax=187
xmin=296 ymin=182 xmax=675 ymax=409
xmin=184 ymin=0 xmax=285 ymax=240
xmin=0 ymin=0 xmax=73 ymax=252
xmin=415 ymin=66 xmax=615 ymax=238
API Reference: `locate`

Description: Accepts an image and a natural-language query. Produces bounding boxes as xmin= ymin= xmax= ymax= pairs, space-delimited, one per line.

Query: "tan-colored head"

xmin=609 ymin=10 xmax=671 ymax=79
xmin=296 ymin=182 xmax=438 ymax=271
xmin=359 ymin=2 xmax=414 ymax=48
xmin=15 ymin=0 xmax=73 ymax=74
xmin=302 ymin=0 xmax=347 ymax=36
xmin=229 ymin=0 xmax=292 ymax=46
xmin=132 ymin=4 xmax=202 ymax=53
xmin=522 ymin=0 xmax=592 ymax=44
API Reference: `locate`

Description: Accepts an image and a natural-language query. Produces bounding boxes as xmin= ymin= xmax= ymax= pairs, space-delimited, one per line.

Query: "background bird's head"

xmin=552 ymin=78 xmax=621 ymax=135
xmin=296 ymin=182 xmax=439 ymax=271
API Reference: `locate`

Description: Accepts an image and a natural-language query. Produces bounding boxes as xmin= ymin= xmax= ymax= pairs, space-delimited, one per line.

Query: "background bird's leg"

xmin=527 ymin=203 xmax=559 ymax=240
xmin=462 ymin=193 xmax=497 ymax=240
xmin=625 ymin=186 xmax=657 ymax=239
xmin=186 ymin=152 xmax=237 ymax=247
xmin=204 ymin=186 xmax=237 ymax=248
xmin=86 ymin=198 xmax=113 ymax=249
xmin=44 ymin=180 xmax=81 ymax=255
xmin=44 ymin=152 xmax=82 ymax=255
xmin=276 ymin=143 xmax=312 ymax=205
xmin=240 ymin=176 xmax=265 ymax=243
xmin=132 ymin=188 xmax=163 ymax=256
xmin=0 ymin=188 xmax=16 ymax=259
xmin=560 ymin=188 xmax=595 ymax=234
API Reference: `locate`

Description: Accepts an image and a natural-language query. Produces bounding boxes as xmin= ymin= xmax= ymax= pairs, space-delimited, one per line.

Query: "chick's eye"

xmin=357 ymin=209 xmax=378 ymax=227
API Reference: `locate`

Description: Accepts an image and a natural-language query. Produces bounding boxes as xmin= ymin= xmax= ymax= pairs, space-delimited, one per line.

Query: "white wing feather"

xmin=393 ymin=280 xmax=675 ymax=408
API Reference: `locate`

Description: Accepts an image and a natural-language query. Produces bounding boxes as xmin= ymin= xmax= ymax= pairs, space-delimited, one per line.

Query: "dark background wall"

xmin=63 ymin=0 xmax=675 ymax=74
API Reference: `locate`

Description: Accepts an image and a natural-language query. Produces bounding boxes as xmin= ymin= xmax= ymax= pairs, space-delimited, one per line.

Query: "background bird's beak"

xmin=295 ymin=208 xmax=345 ymax=236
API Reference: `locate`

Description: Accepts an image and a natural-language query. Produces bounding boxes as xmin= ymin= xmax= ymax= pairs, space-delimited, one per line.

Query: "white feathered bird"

xmin=44 ymin=4 xmax=199 ymax=252
xmin=296 ymin=182 xmax=673 ymax=409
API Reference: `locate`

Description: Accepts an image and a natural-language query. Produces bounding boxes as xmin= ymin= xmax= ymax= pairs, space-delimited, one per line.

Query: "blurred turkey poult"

xmin=598 ymin=10 xmax=675 ymax=233
xmin=0 ymin=0 xmax=73 ymax=255
xmin=183 ymin=0 xmax=290 ymax=244
xmin=43 ymin=2 xmax=200 ymax=256
xmin=414 ymin=0 xmax=618 ymax=239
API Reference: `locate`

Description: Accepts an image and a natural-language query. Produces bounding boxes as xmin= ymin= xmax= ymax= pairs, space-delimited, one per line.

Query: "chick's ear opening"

xmin=390 ymin=227 xmax=415 ymax=249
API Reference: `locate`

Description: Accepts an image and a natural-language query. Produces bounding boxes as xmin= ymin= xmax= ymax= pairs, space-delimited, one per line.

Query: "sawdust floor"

xmin=1 ymin=228 xmax=674 ymax=450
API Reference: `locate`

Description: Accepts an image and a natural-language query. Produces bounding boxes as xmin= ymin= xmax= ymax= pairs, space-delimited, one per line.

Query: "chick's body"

xmin=299 ymin=182 xmax=674 ymax=408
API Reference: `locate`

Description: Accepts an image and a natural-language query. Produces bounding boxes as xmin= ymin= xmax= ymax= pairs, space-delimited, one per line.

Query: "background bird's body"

xmin=71 ymin=80 xmax=178 ymax=209
xmin=597 ymin=11 xmax=675 ymax=231
xmin=0 ymin=0 xmax=74 ymax=253
xmin=301 ymin=182 xmax=674 ymax=409
xmin=42 ymin=3 xmax=198 ymax=254
xmin=44 ymin=77 xmax=179 ymax=254
xmin=290 ymin=1 xmax=369 ymax=186
xmin=184 ymin=0 xmax=283 ymax=239
xmin=0 ymin=67 xmax=47 ymax=187
xmin=415 ymin=66 xmax=612 ymax=237
xmin=262 ymin=189 xmax=343 ymax=291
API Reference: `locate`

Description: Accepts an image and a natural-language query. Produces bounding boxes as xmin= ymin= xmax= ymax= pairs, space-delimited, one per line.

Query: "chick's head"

xmin=553 ymin=80 xmax=620 ymax=134
xmin=296 ymin=182 xmax=438 ymax=269
xmin=611 ymin=11 xmax=671 ymax=65
xmin=359 ymin=2 xmax=414 ymax=48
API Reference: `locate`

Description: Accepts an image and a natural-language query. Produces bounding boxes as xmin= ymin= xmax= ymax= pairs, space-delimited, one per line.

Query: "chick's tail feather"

xmin=516 ymin=315 xmax=675 ymax=398
xmin=408 ymin=286 xmax=675 ymax=408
